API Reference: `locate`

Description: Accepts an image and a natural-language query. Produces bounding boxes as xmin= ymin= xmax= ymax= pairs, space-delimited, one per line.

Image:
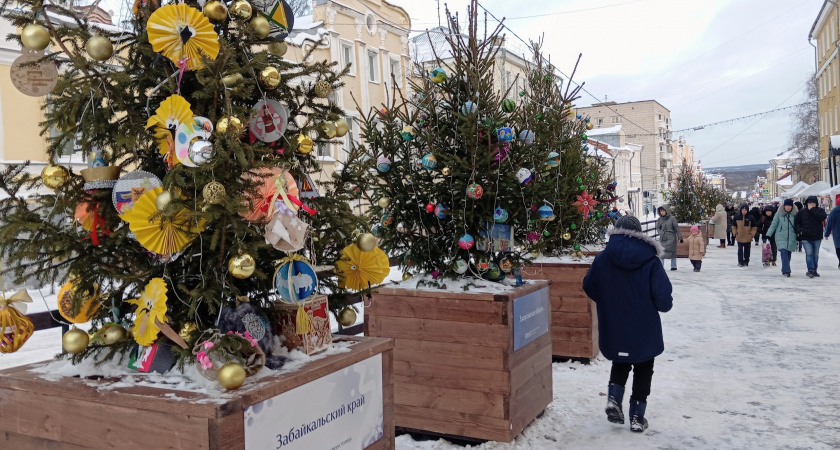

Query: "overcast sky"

xmin=388 ymin=0 xmax=821 ymax=168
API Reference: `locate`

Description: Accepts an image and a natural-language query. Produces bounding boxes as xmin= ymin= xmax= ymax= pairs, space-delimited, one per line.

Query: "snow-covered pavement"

xmin=397 ymin=240 xmax=840 ymax=449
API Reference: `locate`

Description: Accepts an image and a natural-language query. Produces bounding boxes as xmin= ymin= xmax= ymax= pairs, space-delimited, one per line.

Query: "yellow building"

xmin=810 ymin=1 xmax=839 ymax=184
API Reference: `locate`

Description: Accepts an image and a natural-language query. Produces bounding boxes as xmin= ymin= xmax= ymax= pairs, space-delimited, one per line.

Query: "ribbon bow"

xmin=266 ymin=173 xmax=317 ymax=217
xmin=176 ymin=58 xmax=190 ymax=94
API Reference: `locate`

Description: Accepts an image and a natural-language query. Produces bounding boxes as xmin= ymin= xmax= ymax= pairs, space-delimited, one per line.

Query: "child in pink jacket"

xmin=686 ymin=225 xmax=706 ymax=272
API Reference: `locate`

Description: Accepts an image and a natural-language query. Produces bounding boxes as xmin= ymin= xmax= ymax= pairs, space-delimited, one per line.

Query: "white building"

xmin=585 ymin=124 xmax=643 ymax=216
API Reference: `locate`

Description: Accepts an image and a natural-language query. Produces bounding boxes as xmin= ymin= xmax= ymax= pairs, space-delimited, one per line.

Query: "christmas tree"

xmin=0 ymin=0 xmax=369 ymax=382
xmin=669 ymin=159 xmax=726 ymax=223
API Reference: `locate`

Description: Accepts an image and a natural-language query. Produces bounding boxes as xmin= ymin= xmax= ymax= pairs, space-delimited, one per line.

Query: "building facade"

xmin=810 ymin=1 xmax=839 ymax=185
xmin=585 ymin=124 xmax=643 ymax=216
xmin=575 ymin=100 xmax=672 ymax=210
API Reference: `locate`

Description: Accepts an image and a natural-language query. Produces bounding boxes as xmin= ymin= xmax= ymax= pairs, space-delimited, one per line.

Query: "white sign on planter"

xmin=244 ymin=354 xmax=384 ymax=450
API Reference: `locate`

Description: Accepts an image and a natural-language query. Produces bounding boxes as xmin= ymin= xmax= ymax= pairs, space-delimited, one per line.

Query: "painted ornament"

xmin=519 ymin=129 xmax=535 ymax=144
xmin=500 ymin=259 xmax=513 ymax=272
xmin=493 ymin=207 xmax=509 ymax=223
xmin=486 ymin=263 xmax=501 ymax=280
xmin=434 ymin=204 xmax=450 ymax=219
xmin=476 ymin=257 xmax=490 ymax=272
xmin=430 ymin=67 xmax=447 ymax=83
xmin=461 ymin=101 xmax=477 ymax=115
xmin=400 ymin=126 xmax=416 ymax=141
xmin=466 ymin=183 xmax=483 ymax=200
xmin=421 ymin=154 xmax=437 ymax=170
xmin=516 ymin=168 xmax=532 ymax=184
xmin=538 ymin=205 xmax=555 ymax=221
xmin=546 ymin=151 xmax=560 ymax=167
xmin=458 ymin=234 xmax=475 ymax=250
xmin=376 ymin=156 xmax=391 ymax=173
xmin=497 ymin=127 xmax=514 ymax=142
xmin=453 ymin=259 xmax=469 ymax=274
xmin=381 ymin=213 xmax=394 ymax=227
xmin=502 ymin=98 xmax=516 ymax=113
xmin=248 ymin=99 xmax=288 ymax=143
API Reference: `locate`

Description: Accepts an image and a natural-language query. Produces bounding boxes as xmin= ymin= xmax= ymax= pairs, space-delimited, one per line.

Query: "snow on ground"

xmin=396 ymin=239 xmax=840 ymax=449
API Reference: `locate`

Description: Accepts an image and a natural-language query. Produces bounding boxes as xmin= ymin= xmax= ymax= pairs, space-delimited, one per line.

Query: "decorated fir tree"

xmin=669 ymin=160 xmax=727 ymax=223
xmin=0 ymin=0 xmax=371 ymax=384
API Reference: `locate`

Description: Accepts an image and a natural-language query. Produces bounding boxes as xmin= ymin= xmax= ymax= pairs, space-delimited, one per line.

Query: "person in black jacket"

xmin=725 ymin=203 xmax=736 ymax=246
xmin=583 ymin=215 xmax=673 ymax=433
xmin=750 ymin=206 xmax=762 ymax=246
xmin=758 ymin=205 xmax=777 ymax=265
xmin=795 ymin=195 xmax=828 ymax=278
xmin=794 ymin=201 xmax=805 ymax=251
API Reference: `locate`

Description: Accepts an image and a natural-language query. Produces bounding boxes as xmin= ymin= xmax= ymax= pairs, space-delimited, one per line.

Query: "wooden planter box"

xmin=520 ymin=262 xmax=599 ymax=360
xmin=676 ymin=223 xmax=709 ymax=258
xmin=0 ymin=336 xmax=395 ymax=450
xmin=365 ymin=281 xmax=552 ymax=443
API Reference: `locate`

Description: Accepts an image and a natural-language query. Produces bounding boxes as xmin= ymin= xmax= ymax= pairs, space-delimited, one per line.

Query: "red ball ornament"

xmin=425 ymin=203 xmax=435 ymax=213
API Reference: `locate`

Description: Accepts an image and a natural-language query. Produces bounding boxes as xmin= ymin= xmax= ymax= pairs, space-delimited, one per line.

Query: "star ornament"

xmin=573 ymin=190 xmax=599 ymax=220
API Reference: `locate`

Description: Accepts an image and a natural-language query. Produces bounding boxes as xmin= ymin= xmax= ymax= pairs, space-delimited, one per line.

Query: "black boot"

xmin=629 ymin=399 xmax=648 ymax=432
xmin=605 ymin=383 xmax=625 ymax=424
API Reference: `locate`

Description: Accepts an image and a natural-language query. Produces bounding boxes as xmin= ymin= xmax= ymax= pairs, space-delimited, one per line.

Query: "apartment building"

xmin=575 ymin=100 xmax=672 ymax=209
xmin=670 ymin=135 xmax=695 ymax=180
xmin=585 ymin=124 xmax=643 ymax=216
xmin=810 ymin=2 xmax=839 ymax=185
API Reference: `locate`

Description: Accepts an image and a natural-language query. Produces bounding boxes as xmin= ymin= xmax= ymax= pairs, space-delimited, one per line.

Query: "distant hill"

xmin=704 ymin=164 xmax=769 ymax=193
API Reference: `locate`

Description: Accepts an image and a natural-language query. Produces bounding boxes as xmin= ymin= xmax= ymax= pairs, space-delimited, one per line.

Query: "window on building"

xmin=344 ymin=116 xmax=356 ymax=153
xmin=340 ymin=41 xmax=355 ymax=76
xmin=505 ymin=71 xmax=512 ymax=91
xmin=658 ymin=114 xmax=662 ymax=120
xmin=612 ymin=116 xmax=622 ymax=124
xmin=597 ymin=118 xmax=603 ymax=126
xmin=365 ymin=12 xmax=377 ymax=35
xmin=317 ymin=142 xmax=331 ymax=158
xmin=367 ymin=49 xmax=380 ymax=83
xmin=836 ymin=106 xmax=839 ymax=133
xmin=389 ymin=58 xmax=401 ymax=86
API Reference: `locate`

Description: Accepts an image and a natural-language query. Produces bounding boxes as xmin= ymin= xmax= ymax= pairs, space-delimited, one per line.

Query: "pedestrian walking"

xmin=794 ymin=201 xmax=805 ymax=251
xmin=709 ymin=204 xmax=727 ymax=248
xmin=795 ymin=195 xmax=828 ymax=278
xmin=583 ymin=215 xmax=673 ymax=434
xmin=767 ymin=199 xmax=798 ymax=277
xmin=750 ymin=206 xmax=762 ymax=246
xmin=758 ymin=205 xmax=777 ymax=266
xmin=825 ymin=194 xmax=840 ymax=269
xmin=725 ymin=203 xmax=736 ymax=246
xmin=686 ymin=225 xmax=706 ymax=272
xmin=732 ymin=204 xmax=757 ymax=267
xmin=656 ymin=205 xmax=682 ymax=271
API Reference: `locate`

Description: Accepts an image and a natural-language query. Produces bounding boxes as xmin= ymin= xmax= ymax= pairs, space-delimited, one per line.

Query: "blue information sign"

xmin=512 ymin=286 xmax=550 ymax=351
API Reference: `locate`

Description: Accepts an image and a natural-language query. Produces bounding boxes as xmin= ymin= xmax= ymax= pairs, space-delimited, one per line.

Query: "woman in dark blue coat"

xmin=825 ymin=194 xmax=840 ymax=268
xmin=583 ymin=215 xmax=674 ymax=433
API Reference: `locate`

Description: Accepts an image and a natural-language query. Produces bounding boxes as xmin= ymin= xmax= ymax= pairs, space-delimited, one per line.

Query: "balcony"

xmin=660 ymin=151 xmax=672 ymax=160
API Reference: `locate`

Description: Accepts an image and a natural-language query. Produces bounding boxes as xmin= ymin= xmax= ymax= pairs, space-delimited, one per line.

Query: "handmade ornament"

xmin=421 ymin=154 xmax=437 ymax=170
xmin=516 ymin=168 xmax=532 ymax=184
xmin=573 ymin=190 xmax=599 ymax=220
xmin=546 ymin=151 xmax=560 ymax=167
xmin=273 ymin=256 xmax=319 ymax=335
xmin=381 ymin=213 xmax=394 ymax=227
xmin=502 ymin=98 xmax=516 ymax=113
xmin=486 ymin=263 xmax=501 ymax=280
xmin=203 ymin=181 xmax=226 ymax=204
xmin=265 ymin=211 xmax=309 ymax=251
xmin=296 ymin=134 xmax=314 ymax=154
xmin=147 ymin=94 xmax=194 ymax=161
xmin=378 ymin=197 xmax=391 ymax=209
xmin=538 ymin=205 xmax=555 ymax=221
xmin=430 ymin=67 xmax=447 ymax=83
xmin=476 ymin=257 xmax=490 ymax=272
xmin=252 ymin=0 xmax=296 ymax=41
xmin=175 ymin=116 xmax=214 ymax=167
xmin=229 ymin=253 xmax=256 ymax=279
xmin=0 ymin=290 xmax=34 ymax=353
xmin=121 ymin=187 xmax=203 ymax=254
xmin=9 ymin=53 xmax=58 ymax=97
xmin=459 ymin=234 xmax=475 ymax=250
xmin=41 ymin=165 xmax=69 ymax=190
xmin=497 ymin=127 xmax=514 ymax=142
xmin=376 ymin=156 xmax=391 ymax=173
xmin=259 ymin=66 xmax=281 ymax=89
xmin=357 ymin=232 xmax=377 ymax=252
xmin=335 ymin=119 xmax=349 ymax=137
xmin=249 ymin=99 xmax=288 ymax=143
xmin=435 ymin=204 xmax=450 ymax=219
xmin=218 ymin=362 xmax=246 ymax=389
xmin=500 ymin=259 xmax=513 ymax=272
xmin=21 ymin=24 xmax=50 ymax=50
xmin=203 ymin=0 xmax=228 ymax=23
xmin=454 ymin=259 xmax=469 ymax=274
xmin=401 ymin=126 xmax=416 ymax=141
xmin=57 ymin=281 xmax=101 ymax=323
xmin=242 ymin=168 xmax=299 ymax=221
xmin=493 ymin=207 xmax=509 ymax=223
xmin=125 ymin=278 xmax=170 ymax=346
xmin=230 ymin=0 xmax=253 ymax=19
xmin=467 ymin=183 xmax=483 ymax=199
xmin=336 ymin=244 xmax=389 ymax=291
xmin=519 ymin=129 xmax=535 ymax=144
xmin=461 ymin=101 xmax=477 ymax=115
xmin=147 ymin=4 xmax=220 ymax=70
xmin=112 ymin=171 xmax=162 ymax=214
xmin=62 ymin=326 xmax=89 ymax=354
xmin=85 ymin=35 xmax=113 ymax=61
xmin=250 ymin=15 xmax=271 ymax=39
xmin=314 ymin=80 xmax=331 ymax=98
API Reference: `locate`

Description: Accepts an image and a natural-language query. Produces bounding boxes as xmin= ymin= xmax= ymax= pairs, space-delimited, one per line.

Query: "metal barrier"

xmin=641 ymin=219 xmax=658 ymax=238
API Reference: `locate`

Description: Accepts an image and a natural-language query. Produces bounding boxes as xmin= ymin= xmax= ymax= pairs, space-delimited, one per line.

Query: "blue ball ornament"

xmin=584 ymin=117 xmax=590 ymax=123
xmin=576 ymin=114 xmax=582 ymax=119
xmin=435 ymin=204 xmax=450 ymax=219
xmin=545 ymin=151 xmax=560 ymax=167
xmin=497 ymin=127 xmax=514 ymax=142
xmin=421 ymin=153 xmax=438 ymax=170
xmin=459 ymin=234 xmax=475 ymax=250
xmin=493 ymin=207 xmax=509 ymax=223
xmin=461 ymin=101 xmax=477 ymax=115
xmin=538 ymin=205 xmax=555 ymax=220
xmin=376 ymin=156 xmax=391 ymax=173
xmin=430 ymin=68 xmax=447 ymax=83
xmin=519 ymin=129 xmax=535 ymax=144
xmin=273 ymin=259 xmax=319 ymax=304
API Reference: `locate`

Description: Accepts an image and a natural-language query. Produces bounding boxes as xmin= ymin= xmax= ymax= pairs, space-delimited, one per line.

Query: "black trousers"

xmin=738 ymin=242 xmax=751 ymax=265
xmin=690 ymin=259 xmax=702 ymax=270
xmin=835 ymin=247 xmax=840 ymax=263
xmin=727 ymin=227 xmax=735 ymax=245
xmin=610 ymin=358 xmax=655 ymax=402
xmin=754 ymin=233 xmax=760 ymax=245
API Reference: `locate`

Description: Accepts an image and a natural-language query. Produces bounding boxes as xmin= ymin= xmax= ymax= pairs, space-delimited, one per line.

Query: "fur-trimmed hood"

xmin=606 ymin=227 xmax=665 ymax=268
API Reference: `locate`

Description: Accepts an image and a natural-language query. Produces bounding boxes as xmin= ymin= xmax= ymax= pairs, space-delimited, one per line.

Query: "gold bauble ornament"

xmin=297 ymin=134 xmax=314 ymax=154
xmin=441 ymin=167 xmax=451 ymax=176
xmin=229 ymin=0 xmax=253 ymax=20
xmin=62 ymin=327 xmax=89 ymax=354
xmin=103 ymin=324 xmax=127 ymax=345
xmin=562 ymin=232 xmax=572 ymax=240
xmin=268 ymin=41 xmax=288 ymax=57
xmin=314 ymin=80 xmax=332 ymax=98
xmin=218 ymin=362 xmax=247 ymax=390
xmin=259 ymin=66 xmax=281 ymax=90
xmin=228 ymin=253 xmax=256 ymax=279
xmin=203 ymin=0 xmax=229 ymax=23
xmin=155 ymin=190 xmax=173 ymax=212
xmin=203 ymin=181 xmax=226 ymax=205
xmin=217 ymin=116 xmax=243 ymax=135
xmin=322 ymin=121 xmax=337 ymax=138
xmin=221 ymin=73 xmax=245 ymax=88
xmin=337 ymin=307 xmax=357 ymax=327
xmin=21 ymin=24 xmax=50 ymax=51
xmin=85 ymin=35 xmax=113 ymax=61
xmin=250 ymin=15 xmax=270 ymax=39
xmin=334 ymin=119 xmax=349 ymax=137
xmin=41 ymin=165 xmax=69 ymax=190
xmin=586 ymin=122 xmax=594 ymax=130
xmin=402 ymin=272 xmax=412 ymax=281
xmin=378 ymin=197 xmax=391 ymax=208
xmin=356 ymin=232 xmax=376 ymax=252
xmin=179 ymin=322 xmax=198 ymax=342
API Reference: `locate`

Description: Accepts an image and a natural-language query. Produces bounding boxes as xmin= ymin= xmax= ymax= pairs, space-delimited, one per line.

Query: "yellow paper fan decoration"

xmin=120 ymin=187 xmax=204 ymax=255
xmin=147 ymin=3 xmax=220 ymax=71
xmin=146 ymin=94 xmax=194 ymax=158
xmin=126 ymin=278 xmax=168 ymax=346
xmin=335 ymin=244 xmax=390 ymax=291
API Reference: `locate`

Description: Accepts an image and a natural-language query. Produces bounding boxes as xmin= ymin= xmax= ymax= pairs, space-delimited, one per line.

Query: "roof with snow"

xmin=286 ymin=15 xmax=328 ymax=47
xmin=585 ymin=124 xmax=622 ymax=136
xmin=410 ymin=27 xmax=461 ymax=62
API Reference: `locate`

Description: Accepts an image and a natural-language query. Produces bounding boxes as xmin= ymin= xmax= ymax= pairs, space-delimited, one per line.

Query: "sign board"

xmin=512 ymin=286 xmax=550 ymax=351
xmin=244 ymin=354 xmax=384 ymax=450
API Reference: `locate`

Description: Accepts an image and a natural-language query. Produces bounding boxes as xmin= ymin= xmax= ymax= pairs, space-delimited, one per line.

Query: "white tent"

xmin=795 ymin=181 xmax=831 ymax=198
xmin=781 ymin=181 xmax=811 ymax=198
xmin=819 ymin=184 xmax=840 ymax=197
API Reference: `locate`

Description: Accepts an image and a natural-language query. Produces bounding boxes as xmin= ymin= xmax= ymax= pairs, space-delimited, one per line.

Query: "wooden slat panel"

xmin=394 ymin=338 xmax=506 ymax=371
xmin=366 ymin=316 xmax=510 ymax=347
xmin=550 ymin=311 xmax=592 ymax=328
xmin=393 ymin=360 xmax=509 ymax=395
xmin=552 ymin=326 xmax=594 ymax=343
xmin=549 ymin=282 xmax=586 ymax=297
xmin=509 ymin=344 xmax=553 ymax=392
xmin=374 ymin=288 xmax=496 ymax=301
xmin=381 ymin=348 xmax=395 ymax=449
xmin=367 ymin=295 xmax=507 ymax=324
xmin=553 ymin=296 xmax=592 ymax=313
xmin=1 ymin=431 xmax=89 ymax=450
xmin=395 ymin=383 xmax=508 ymax=419
xmin=208 ymin=411 xmax=244 ymax=450
xmin=510 ymin=364 xmax=552 ymax=438
xmin=552 ymin=340 xmax=595 ymax=358
xmin=0 ymin=390 xmax=209 ymax=450
xmin=506 ymin=332 xmax=551 ymax=372
xmin=395 ymin=405 xmax=511 ymax=443
xmin=365 ymin=436 xmax=391 ymax=450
